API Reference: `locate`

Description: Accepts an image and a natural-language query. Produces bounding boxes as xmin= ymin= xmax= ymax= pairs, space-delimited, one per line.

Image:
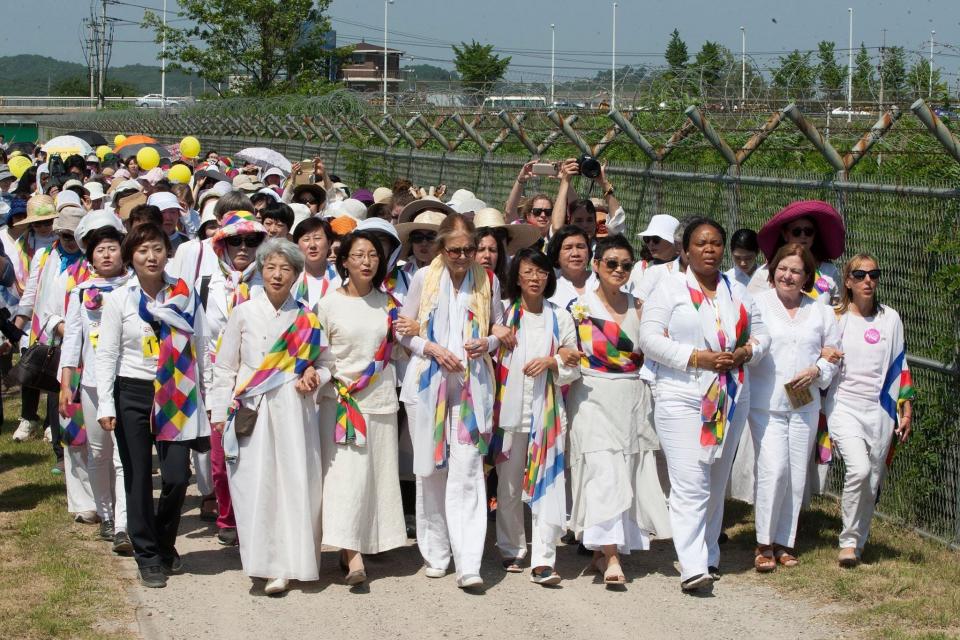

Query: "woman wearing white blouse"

xmin=58 ymin=214 xmax=133 ymax=552
xmin=292 ymin=216 xmax=341 ymax=310
xmin=748 ymin=243 xmax=841 ymax=572
xmin=493 ymin=248 xmax=579 ymax=586
xmin=397 ymin=213 xmax=504 ymax=590
xmin=96 ymin=223 xmax=210 ymax=589
xmin=315 ymin=230 xmax=407 ymax=586
xmin=640 ymin=218 xmax=768 ymax=592
xmin=825 ymin=255 xmax=915 ymax=567
xmin=210 ymin=238 xmax=328 ymax=596
xmin=546 ymin=225 xmax=596 ymax=311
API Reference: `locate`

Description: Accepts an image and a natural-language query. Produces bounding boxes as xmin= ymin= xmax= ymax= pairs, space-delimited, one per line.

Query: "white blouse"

xmin=168 ymin=237 xmax=218 ymax=281
xmin=748 ymin=288 xmax=841 ymax=413
xmin=639 ymin=276 xmax=769 ymax=399
xmin=724 ymin=266 xmax=755 ymax=290
xmin=549 ymin=271 xmax=597 ymax=312
xmin=95 ymin=277 xmax=209 ymax=420
xmin=59 ymin=281 xmax=128 ymax=388
xmin=16 ymin=246 xmax=78 ymax=340
xmin=201 ymin=271 xmax=264 ymax=389
xmin=831 ymin=308 xmax=899 ymax=407
xmin=747 ymin=261 xmax=841 ymax=306
xmin=629 ymin=258 xmax=680 ymax=302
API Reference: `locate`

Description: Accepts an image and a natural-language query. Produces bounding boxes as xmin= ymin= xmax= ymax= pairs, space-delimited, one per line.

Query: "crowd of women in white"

xmin=1 ymin=155 xmax=915 ymax=596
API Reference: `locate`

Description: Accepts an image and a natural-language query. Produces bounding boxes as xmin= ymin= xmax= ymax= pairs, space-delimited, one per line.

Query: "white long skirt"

xmin=227 ymin=385 xmax=323 ymax=581
xmin=318 ymin=398 xmax=407 ymax=554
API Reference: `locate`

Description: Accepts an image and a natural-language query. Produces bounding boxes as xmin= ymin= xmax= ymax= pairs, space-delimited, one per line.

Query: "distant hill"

xmin=0 ymin=54 xmax=203 ymax=97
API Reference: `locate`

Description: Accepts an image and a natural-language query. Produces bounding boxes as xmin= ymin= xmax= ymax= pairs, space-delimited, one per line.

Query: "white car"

xmin=135 ymin=94 xmax=179 ymax=108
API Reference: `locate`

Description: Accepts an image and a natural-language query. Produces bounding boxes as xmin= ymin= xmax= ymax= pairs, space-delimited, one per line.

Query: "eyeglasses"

xmin=225 ymin=235 xmax=263 ymax=248
xmin=851 ymin=269 xmax=881 ymax=281
xmin=602 ymin=258 xmax=634 ymax=272
xmin=529 ymin=207 xmax=551 ymax=218
xmin=409 ymin=231 xmax=436 ymax=244
xmin=348 ymin=252 xmax=380 ymax=263
xmin=642 ymin=236 xmax=662 ymax=245
xmin=790 ymin=226 xmax=816 ymax=238
xmin=444 ymin=246 xmax=476 ymax=258
xmin=519 ymin=269 xmax=549 ymax=281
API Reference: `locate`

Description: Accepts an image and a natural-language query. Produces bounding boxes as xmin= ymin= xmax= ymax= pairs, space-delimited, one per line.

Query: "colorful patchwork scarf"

xmin=212 ymin=210 xmax=265 ymax=312
xmin=571 ymin=295 xmax=642 ymax=375
xmin=79 ymin=271 xmax=134 ymax=312
xmin=137 ymin=278 xmax=203 ymax=441
xmin=414 ymin=266 xmax=495 ymax=471
xmin=223 ymin=302 xmax=326 ymax=462
xmin=384 ymin=262 xmax=414 ymax=302
xmin=880 ymin=346 xmax=916 ymax=469
xmin=60 ymin=369 xmax=86 ymax=447
xmin=333 ymin=296 xmax=398 ymax=445
xmin=295 ymin=264 xmax=338 ymax=311
xmin=13 ymin=230 xmax=37 ymax=292
xmin=686 ymin=269 xmax=750 ymax=463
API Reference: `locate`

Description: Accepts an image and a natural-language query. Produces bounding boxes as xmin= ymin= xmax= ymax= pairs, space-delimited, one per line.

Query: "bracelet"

xmin=688 ymin=349 xmax=699 ymax=370
xmin=603 ymin=185 xmax=615 ymax=197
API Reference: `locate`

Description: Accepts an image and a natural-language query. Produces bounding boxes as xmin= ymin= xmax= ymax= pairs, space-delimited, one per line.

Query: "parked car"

xmin=135 ymin=94 xmax=179 ymax=108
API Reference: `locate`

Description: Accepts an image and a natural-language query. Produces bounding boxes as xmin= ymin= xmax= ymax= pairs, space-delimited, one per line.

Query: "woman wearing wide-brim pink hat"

xmin=749 ymin=200 xmax=846 ymax=306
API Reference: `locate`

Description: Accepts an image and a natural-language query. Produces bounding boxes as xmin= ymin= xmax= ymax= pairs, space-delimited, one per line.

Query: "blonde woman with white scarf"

xmin=397 ymin=213 xmax=504 ymax=590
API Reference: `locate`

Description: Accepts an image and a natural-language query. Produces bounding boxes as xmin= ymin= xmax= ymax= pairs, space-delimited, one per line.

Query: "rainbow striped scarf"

xmin=295 ymin=264 xmax=338 ymax=311
xmin=687 ymin=271 xmax=750 ymax=460
xmin=13 ymin=231 xmax=35 ymax=292
xmin=28 ymin=244 xmax=91 ymax=345
xmin=333 ymin=296 xmax=398 ymax=445
xmin=880 ymin=347 xmax=916 ymax=468
xmin=138 ymin=278 xmax=202 ymax=441
xmin=384 ymin=264 xmax=412 ymax=301
xmin=60 ymin=369 xmax=86 ymax=447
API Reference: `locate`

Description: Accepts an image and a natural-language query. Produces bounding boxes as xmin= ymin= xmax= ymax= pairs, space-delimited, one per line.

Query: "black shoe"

xmin=112 ymin=531 xmax=133 ymax=554
xmin=708 ymin=566 xmax=721 ymax=580
xmin=217 ymin=527 xmax=238 ymax=546
xmin=718 ymin=532 xmax=729 ymax=544
xmin=161 ymin=551 xmax=183 ymax=576
xmin=560 ymin=530 xmax=577 ymax=545
xmin=681 ymin=573 xmax=715 ymax=593
xmin=139 ymin=565 xmax=167 ymax=588
xmin=97 ymin=520 xmax=115 ymax=542
xmin=576 ymin=542 xmax=591 ymax=556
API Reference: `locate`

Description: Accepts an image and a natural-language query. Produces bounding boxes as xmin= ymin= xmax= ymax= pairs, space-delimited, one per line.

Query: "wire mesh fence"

xmin=37 ymin=106 xmax=960 ymax=546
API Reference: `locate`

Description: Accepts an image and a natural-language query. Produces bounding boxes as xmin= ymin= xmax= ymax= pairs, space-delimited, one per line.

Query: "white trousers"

xmin=582 ymin=512 xmax=648 ymax=553
xmin=63 ymin=442 xmax=96 ymax=514
xmin=830 ymin=401 xmax=890 ymax=551
xmin=80 ymin=386 xmax=127 ymax=530
xmin=655 ymin=392 xmax=746 ymax=580
xmin=410 ymin=403 xmax=487 ymax=579
xmin=192 ymin=450 xmax=213 ymax=497
xmin=495 ymin=432 xmax=557 ymax=568
xmin=750 ymin=409 xmax=817 ymax=547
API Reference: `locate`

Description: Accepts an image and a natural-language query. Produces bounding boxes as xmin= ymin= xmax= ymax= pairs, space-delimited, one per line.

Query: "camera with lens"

xmin=576 ymin=154 xmax=602 ymax=180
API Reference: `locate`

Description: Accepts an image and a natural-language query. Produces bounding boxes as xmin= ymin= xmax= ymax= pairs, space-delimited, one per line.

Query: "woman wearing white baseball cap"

xmin=628 ymin=214 xmax=681 ymax=301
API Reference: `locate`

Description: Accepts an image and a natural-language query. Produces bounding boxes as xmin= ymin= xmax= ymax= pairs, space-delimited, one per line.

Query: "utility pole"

xmin=161 ymin=0 xmax=167 ymax=105
xmin=847 ymin=8 xmax=853 ymax=122
xmin=550 ymin=24 xmax=555 ymax=106
xmin=611 ymin=2 xmax=617 ymax=110
xmin=87 ymin=18 xmax=96 ymax=98
xmin=98 ymin=0 xmax=107 ymax=108
xmin=929 ymin=30 xmax=935 ymax=99
xmin=740 ymin=26 xmax=746 ymax=108
xmin=383 ymin=0 xmax=394 ymax=115
xmin=878 ymin=28 xmax=886 ymax=111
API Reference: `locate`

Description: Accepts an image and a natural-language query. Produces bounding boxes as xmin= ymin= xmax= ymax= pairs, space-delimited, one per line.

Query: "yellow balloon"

xmin=114 ymin=134 xmax=127 ymax=147
xmin=167 ymin=164 xmax=192 ymax=184
xmin=96 ymin=145 xmax=112 ymax=161
xmin=179 ymin=136 xmax=201 ymax=159
xmin=136 ymin=147 xmax=160 ymax=171
xmin=8 ymin=156 xmax=32 ymax=180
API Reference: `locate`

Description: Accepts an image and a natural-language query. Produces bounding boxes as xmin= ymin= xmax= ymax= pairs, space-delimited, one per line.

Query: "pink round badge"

xmin=864 ymin=328 xmax=881 ymax=344
xmin=815 ymin=277 xmax=829 ymax=291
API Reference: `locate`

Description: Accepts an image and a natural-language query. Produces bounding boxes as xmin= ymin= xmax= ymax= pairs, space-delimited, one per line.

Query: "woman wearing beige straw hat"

xmin=392 ymin=199 xmax=455 ymax=298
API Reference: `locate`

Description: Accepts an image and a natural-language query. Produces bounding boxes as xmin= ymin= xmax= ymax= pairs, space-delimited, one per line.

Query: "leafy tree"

xmin=880 ymin=46 xmax=907 ymax=101
xmin=906 ymin=58 xmax=947 ymax=100
xmin=402 ymin=64 xmax=458 ymax=82
xmin=451 ymin=40 xmax=510 ymax=99
xmin=816 ymin=41 xmax=844 ymax=100
xmin=52 ymin=75 xmax=137 ymax=97
xmin=771 ymin=50 xmax=816 ymax=95
xmin=693 ymin=41 xmax=729 ymax=94
xmin=852 ymin=43 xmax=874 ymax=101
xmin=664 ymin=29 xmax=689 ymax=74
xmin=142 ymin=0 xmax=335 ymax=96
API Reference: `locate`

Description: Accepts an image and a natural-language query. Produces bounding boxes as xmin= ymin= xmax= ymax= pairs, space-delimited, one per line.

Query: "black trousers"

xmin=113 ymin=377 xmax=192 ymax=568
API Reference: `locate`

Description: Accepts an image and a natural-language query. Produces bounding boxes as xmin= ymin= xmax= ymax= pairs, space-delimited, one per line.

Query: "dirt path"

xmin=112 ymin=484 xmax=849 ymax=640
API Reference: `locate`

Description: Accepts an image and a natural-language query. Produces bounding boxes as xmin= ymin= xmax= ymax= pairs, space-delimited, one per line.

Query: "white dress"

xmin=315 ymin=288 xmax=406 ymax=555
xmin=210 ymin=295 xmax=324 ymax=581
xmin=567 ymin=288 xmax=671 ymax=551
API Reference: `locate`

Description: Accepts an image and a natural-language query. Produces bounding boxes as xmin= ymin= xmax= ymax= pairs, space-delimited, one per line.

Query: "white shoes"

xmin=264 ymin=578 xmax=289 ymax=595
xmin=43 ymin=427 xmax=52 ymax=443
xmin=457 ymin=574 xmax=484 ymax=589
xmin=12 ymin=419 xmax=37 ymax=442
xmin=74 ymin=511 xmax=99 ymax=524
xmin=424 ymin=566 xmax=447 ymax=578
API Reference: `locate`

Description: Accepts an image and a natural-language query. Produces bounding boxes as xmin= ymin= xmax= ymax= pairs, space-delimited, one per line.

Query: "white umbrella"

xmin=41 ymin=135 xmax=94 ymax=158
xmin=235 ymin=147 xmax=292 ymax=173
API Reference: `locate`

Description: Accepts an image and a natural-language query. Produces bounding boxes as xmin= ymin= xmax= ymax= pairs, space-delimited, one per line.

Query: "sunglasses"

xmin=529 ymin=207 xmax=551 ymax=218
xmin=642 ymin=236 xmax=662 ymax=245
xmin=409 ymin=231 xmax=436 ymax=244
xmin=602 ymin=259 xmax=634 ymax=272
xmin=444 ymin=246 xmax=476 ymax=258
xmin=58 ymin=233 xmax=75 ymax=242
xmin=298 ymin=197 xmax=318 ymax=205
xmin=851 ymin=269 xmax=881 ymax=281
xmin=790 ymin=227 xmax=816 ymax=238
xmin=225 ymin=235 xmax=263 ymax=248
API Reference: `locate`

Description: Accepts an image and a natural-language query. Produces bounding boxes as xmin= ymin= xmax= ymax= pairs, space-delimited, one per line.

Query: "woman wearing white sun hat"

xmin=627 ymin=213 xmax=681 ymax=301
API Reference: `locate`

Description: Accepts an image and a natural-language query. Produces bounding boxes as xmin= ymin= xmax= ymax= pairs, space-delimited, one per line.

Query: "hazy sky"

xmin=1 ymin=0 xmax=958 ymax=84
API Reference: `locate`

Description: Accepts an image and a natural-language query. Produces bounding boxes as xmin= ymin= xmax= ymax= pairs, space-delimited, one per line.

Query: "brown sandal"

xmin=754 ymin=545 xmax=776 ymax=573
xmin=774 ymin=545 xmax=799 ymax=567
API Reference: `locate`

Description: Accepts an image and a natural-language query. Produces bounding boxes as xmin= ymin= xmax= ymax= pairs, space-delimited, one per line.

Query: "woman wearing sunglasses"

xmin=748 ymin=243 xmax=841 ymax=573
xmin=640 ymin=218 xmax=768 ymax=592
xmin=397 ymin=212 xmax=504 ymax=590
xmin=825 ymin=255 xmax=915 ymax=568
xmin=200 ymin=211 xmax=267 ymax=547
xmin=567 ymin=234 xmax=671 ymax=586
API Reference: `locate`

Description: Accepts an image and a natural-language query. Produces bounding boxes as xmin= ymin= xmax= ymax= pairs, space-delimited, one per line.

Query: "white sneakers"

xmin=43 ymin=427 xmax=52 ymax=443
xmin=11 ymin=419 xmax=37 ymax=442
xmin=424 ymin=567 xmax=447 ymax=578
xmin=457 ymin=574 xmax=484 ymax=589
xmin=74 ymin=511 xmax=99 ymax=524
xmin=264 ymin=578 xmax=289 ymax=595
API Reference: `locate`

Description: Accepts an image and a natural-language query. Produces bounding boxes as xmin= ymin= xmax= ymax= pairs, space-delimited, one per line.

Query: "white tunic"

xmin=747 ymin=261 xmax=840 ymax=306
xmin=549 ymin=271 xmax=597 ymax=313
xmin=210 ymin=295 xmax=324 ymax=581
xmin=628 ymin=258 xmax=680 ymax=301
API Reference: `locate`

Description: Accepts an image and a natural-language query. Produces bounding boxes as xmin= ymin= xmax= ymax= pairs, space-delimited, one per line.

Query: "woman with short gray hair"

xmin=211 ymin=236 xmax=328 ymax=596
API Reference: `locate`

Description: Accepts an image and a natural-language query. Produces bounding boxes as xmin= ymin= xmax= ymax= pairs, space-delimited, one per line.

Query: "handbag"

xmin=11 ymin=343 xmax=61 ymax=393
xmin=233 ymin=403 xmax=259 ymax=438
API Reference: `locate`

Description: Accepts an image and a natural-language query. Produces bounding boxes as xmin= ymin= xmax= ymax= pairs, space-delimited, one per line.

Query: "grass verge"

xmin=0 ymin=396 xmax=135 ymax=640
xmin=723 ymin=496 xmax=960 ymax=640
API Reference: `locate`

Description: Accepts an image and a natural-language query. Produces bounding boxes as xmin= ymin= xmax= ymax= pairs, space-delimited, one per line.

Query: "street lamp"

xmin=383 ymin=0 xmax=394 ymax=115
xmin=847 ymin=7 xmax=853 ymax=122
xmin=740 ymin=26 xmax=745 ymax=107
xmin=611 ymin=2 xmax=617 ymax=110
xmin=550 ymin=24 xmax=555 ymax=107
xmin=930 ymin=30 xmax=936 ymax=99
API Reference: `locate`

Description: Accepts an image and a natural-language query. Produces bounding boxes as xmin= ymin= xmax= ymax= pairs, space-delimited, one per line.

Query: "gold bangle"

xmin=689 ymin=349 xmax=699 ymax=370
